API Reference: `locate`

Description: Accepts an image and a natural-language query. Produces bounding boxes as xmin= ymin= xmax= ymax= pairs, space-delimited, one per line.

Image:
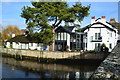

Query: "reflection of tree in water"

xmin=2 ymin=57 xmax=99 ymax=79
xmin=24 ymin=70 xmax=29 ymax=77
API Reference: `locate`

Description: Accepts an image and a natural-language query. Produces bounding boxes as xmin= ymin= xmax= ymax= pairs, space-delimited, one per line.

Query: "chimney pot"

xmin=92 ymin=16 xmax=95 ymax=19
xmin=91 ymin=16 xmax=96 ymax=24
xmin=102 ymin=16 xmax=106 ymax=18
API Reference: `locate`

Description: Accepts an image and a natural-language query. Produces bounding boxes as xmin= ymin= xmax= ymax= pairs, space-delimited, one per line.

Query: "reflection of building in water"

xmin=2 ymin=57 xmax=98 ymax=79
xmin=50 ymin=71 xmax=93 ymax=79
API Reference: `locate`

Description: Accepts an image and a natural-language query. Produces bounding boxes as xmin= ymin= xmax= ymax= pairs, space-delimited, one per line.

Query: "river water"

xmin=1 ymin=56 xmax=101 ymax=79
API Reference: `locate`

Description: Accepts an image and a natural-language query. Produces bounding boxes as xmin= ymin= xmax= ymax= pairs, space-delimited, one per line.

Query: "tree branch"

xmin=52 ymin=16 xmax=57 ymax=26
xmin=54 ymin=20 xmax=62 ymax=28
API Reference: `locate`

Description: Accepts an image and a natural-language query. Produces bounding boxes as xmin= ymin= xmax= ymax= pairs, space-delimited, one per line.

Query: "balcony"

xmin=91 ymin=37 xmax=102 ymax=42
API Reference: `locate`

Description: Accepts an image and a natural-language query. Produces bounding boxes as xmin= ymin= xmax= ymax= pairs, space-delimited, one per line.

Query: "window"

xmin=62 ymin=33 xmax=65 ymax=40
xmin=16 ymin=42 xmax=19 ymax=45
xmin=95 ymin=33 xmax=101 ymax=40
xmin=109 ymin=43 xmax=112 ymax=49
xmin=98 ymin=33 xmax=100 ymax=38
xmin=37 ymin=43 xmax=39 ymax=47
xmin=95 ymin=33 xmax=97 ymax=40
xmin=91 ymin=36 xmax=93 ymax=41
xmin=55 ymin=34 xmax=57 ymax=40
xmin=64 ymin=33 xmax=66 ymax=40
xmin=95 ymin=43 xmax=98 ymax=51
xmin=110 ymin=33 xmax=112 ymax=37
xmin=31 ymin=43 xmax=33 ymax=46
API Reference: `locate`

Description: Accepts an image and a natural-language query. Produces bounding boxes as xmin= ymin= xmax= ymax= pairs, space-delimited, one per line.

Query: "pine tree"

xmin=21 ymin=2 xmax=90 ymax=45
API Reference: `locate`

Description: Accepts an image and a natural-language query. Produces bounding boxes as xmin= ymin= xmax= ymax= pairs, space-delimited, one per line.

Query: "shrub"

xmin=71 ymin=49 xmax=75 ymax=52
xmin=10 ymin=44 xmax=12 ymax=48
xmin=100 ymin=43 xmax=109 ymax=52
xmin=105 ymin=47 xmax=109 ymax=52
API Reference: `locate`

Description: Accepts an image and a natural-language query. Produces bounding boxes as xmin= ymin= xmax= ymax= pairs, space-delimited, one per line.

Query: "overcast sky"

xmin=0 ymin=1 xmax=119 ymax=30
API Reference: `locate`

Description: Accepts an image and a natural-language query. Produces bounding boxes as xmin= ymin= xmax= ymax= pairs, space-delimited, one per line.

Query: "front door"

xmin=56 ymin=40 xmax=67 ymax=51
xmin=95 ymin=43 xmax=101 ymax=51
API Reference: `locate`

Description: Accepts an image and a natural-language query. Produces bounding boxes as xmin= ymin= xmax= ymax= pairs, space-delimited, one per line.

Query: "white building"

xmin=53 ymin=26 xmax=84 ymax=51
xmin=5 ymin=16 xmax=118 ymax=52
xmin=6 ymin=35 xmax=44 ymax=50
xmin=82 ymin=16 xmax=118 ymax=52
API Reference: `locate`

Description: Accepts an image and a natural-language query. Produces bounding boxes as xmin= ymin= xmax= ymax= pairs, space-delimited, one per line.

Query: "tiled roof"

xmin=110 ymin=22 xmax=120 ymax=34
xmin=55 ymin=26 xmax=75 ymax=33
xmin=7 ymin=35 xmax=42 ymax=43
xmin=67 ymin=26 xmax=75 ymax=31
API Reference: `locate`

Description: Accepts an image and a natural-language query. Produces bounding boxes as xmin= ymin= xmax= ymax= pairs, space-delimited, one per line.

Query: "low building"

xmin=6 ymin=34 xmax=43 ymax=50
xmin=81 ymin=16 xmax=118 ymax=52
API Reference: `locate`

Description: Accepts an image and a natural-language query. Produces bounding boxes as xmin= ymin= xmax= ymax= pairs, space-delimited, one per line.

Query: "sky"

xmin=0 ymin=1 xmax=119 ymax=30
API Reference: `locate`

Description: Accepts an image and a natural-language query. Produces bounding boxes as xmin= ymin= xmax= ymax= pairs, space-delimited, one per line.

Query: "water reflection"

xmin=2 ymin=57 xmax=100 ymax=79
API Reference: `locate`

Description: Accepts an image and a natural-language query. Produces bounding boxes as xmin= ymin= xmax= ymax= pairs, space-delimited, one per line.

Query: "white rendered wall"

xmin=12 ymin=42 xmax=17 ymax=49
xmin=6 ymin=42 xmax=10 ymax=48
xmin=67 ymin=34 xmax=70 ymax=51
xmin=29 ymin=43 xmax=43 ymax=50
xmin=55 ymin=32 xmax=70 ymax=50
xmin=85 ymin=24 xmax=118 ymax=52
xmin=118 ymin=34 xmax=120 ymax=40
xmin=29 ymin=43 xmax=37 ymax=50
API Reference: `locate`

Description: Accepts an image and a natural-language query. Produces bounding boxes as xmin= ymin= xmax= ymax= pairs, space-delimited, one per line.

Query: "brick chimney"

xmin=101 ymin=16 xmax=106 ymax=22
xmin=91 ymin=16 xmax=96 ymax=24
xmin=110 ymin=18 xmax=116 ymax=23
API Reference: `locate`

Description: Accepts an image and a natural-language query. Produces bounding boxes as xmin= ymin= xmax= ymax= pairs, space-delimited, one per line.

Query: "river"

xmin=1 ymin=56 xmax=101 ymax=79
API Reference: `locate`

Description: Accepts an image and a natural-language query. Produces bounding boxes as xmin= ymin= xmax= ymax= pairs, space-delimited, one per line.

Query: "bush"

xmin=105 ymin=47 xmax=109 ymax=52
xmin=83 ymin=50 xmax=95 ymax=53
xmin=100 ymin=43 xmax=109 ymax=52
xmin=100 ymin=43 xmax=106 ymax=51
xmin=10 ymin=45 xmax=13 ymax=48
xmin=71 ymin=49 xmax=75 ymax=52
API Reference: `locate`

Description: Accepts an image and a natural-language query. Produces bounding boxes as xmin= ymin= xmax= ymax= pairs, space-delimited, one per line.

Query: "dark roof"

xmin=110 ymin=22 xmax=120 ymax=34
xmin=81 ymin=22 xmax=116 ymax=32
xmin=81 ymin=24 xmax=91 ymax=32
xmin=55 ymin=26 xmax=72 ymax=33
xmin=67 ymin=26 xmax=75 ymax=31
xmin=95 ymin=18 xmax=101 ymax=21
xmin=7 ymin=35 xmax=42 ymax=43
xmin=106 ymin=22 xmax=117 ymax=29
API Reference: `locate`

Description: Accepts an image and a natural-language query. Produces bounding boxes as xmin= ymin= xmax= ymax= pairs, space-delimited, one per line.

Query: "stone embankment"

xmin=90 ymin=43 xmax=120 ymax=79
xmin=0 ymin=47 xmax=108 ymax=61
xmin=0 ymin=48 xmax=81 ymax=59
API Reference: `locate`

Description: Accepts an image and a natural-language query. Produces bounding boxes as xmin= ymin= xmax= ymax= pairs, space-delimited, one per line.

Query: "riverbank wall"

xmin=90 ymin=43 xmax=120 ymax=79
xmin=0 ymin=48 xmax=82 ymax=59
xmin=0 ymin=47 xmax=108 ymax=61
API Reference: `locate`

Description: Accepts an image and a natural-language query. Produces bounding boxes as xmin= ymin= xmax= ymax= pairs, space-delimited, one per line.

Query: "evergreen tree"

xmin=21 ymin=2 xmax=90 ymax=45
